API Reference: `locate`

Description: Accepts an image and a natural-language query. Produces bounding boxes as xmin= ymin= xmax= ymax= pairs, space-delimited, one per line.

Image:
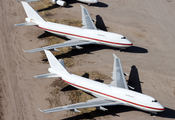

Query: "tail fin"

xmin=21 ymin=1 xmax=45 ymax=22
xmin=35 ymin=50 xmax=69 ymax=78
xmin=15 ymin=1 xmax=45 ymax=26
xmin=59 ymin=59 xmax=65 ymax=68
xmin=44 ymin=50 xmax=70 ymax=75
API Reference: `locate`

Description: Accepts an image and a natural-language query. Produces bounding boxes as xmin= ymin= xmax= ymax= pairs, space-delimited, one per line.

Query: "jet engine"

xmin=52 ymin=0 xmax=66 ymax=6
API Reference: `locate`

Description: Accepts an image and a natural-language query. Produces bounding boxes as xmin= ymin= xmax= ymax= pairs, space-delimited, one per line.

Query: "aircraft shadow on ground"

xmin=66 ymin=0 xmax=108 ymax=8
xmin=61 ymin=105 xmax=175 ymax=119
xmin=62 ymin=105 xmax=175 ymax=119
xmin=156 ymin=107 xmax=175 ymax=119
xmin=127 ymin=65 xmax=143 ymax=93
xmin=62 ymin=106 xmax=144 ymax=120
xmin=53 ymin=44 xmax=148 ymax=60
xmin=38 ymin=31 xmax=54 ymax=38
xmin=37 ymin=4 xmax=60 ymax=13
xmin=41 ymin=44 xmax=148 ymax=62
xmin=36 ymin=0 xmax=108 ymax=11
xmin=96 ymin=15 xmax=108 ymax=31
xmin=125 ymin=46 xmax=148 ymax=53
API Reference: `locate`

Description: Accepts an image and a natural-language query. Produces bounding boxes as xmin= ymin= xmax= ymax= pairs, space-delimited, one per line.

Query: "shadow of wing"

xmin=128 ymin=65 xmax=142 ymax=93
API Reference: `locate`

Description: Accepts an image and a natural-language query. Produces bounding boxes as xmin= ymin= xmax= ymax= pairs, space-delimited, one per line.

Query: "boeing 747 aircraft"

xmin=51 ymin=0 xmax=98 ymax=6
xmin=36 ymin=50 xmax=164 ymax=114
xmin=15 ymin=1 xmax=133 ymax=53
xmin=23 ymin=0 xmax=98 ymax=6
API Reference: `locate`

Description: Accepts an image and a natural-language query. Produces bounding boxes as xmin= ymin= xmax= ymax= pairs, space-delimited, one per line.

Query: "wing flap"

xmin=81 ymin=5 xmax=97 ymax=30
xmin=23 ymin=40 xmax=96 ymax=53
xmin=39 ymin=98 xmax=124 ymax=113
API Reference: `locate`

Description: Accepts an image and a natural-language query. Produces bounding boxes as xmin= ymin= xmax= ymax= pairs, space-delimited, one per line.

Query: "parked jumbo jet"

xmin=36 ymin=50 xmax=164 ymax=114
xmin=51 ymin=0 xmax=98 ymax=6
xmin=15 ymin=1 xmax=133 ymax=53
xmin=24 ymin=0 xmax=98 ymax=6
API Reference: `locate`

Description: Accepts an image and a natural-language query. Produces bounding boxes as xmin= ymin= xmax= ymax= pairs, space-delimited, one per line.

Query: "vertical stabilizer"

xmin=21 ymin=1 xmax=45 ymax=22
xmin=110 ymin=54 xmax=128 ymax=89
xmin=44 ymin=50 xmax=70 ymax=75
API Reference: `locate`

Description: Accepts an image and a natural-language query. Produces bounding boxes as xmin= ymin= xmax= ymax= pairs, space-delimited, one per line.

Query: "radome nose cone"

xmin=92 ymin=0 xmax=98 ymax=3
xmin=158 ymin=103 xmax=165 ymax=112
xmin=126 ymin=39 xmax=133 ymax=46
xmin=160 ymin=105 xmax=165 ymax=111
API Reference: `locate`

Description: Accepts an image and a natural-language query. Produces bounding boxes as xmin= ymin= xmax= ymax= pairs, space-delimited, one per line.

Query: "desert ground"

xmin=0 ymin=0 xmax=175 ymax=120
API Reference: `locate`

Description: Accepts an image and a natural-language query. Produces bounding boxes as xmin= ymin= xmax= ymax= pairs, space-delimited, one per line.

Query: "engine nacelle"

xmin=52 ymin=0 xmax=66 ymax=6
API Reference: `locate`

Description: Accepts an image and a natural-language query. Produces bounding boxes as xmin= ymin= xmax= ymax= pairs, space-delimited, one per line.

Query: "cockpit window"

xmin=152 ymin=99 xmax=157 ymax=102
xmin=121 ymin=36 xmax=126 ymax=39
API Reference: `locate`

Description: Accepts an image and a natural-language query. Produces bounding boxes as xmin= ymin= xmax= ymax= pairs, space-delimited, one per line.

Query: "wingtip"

xmin=34 ymin=76 xmax=37 ymax=78
xmin=22 ymin=49 xmax=28 ymax=52
xmin=38 ymin=108 xmax=44 ymax=112
xmin=17 ymin=0 xmax=21 ymax=3
xmin=113 ymin=54 xmax=118 ymax=58
xmin=80 ymin=4 xmax=84 ymax=8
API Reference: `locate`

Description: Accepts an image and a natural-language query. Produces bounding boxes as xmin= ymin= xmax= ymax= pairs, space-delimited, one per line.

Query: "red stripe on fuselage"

xmin=37 ymin=26 xmax=133 ymax=46
xmin=61 ymin=78 xmax=164 ymax=111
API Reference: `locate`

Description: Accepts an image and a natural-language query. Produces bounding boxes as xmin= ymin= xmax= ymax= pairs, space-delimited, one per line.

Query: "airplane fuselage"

xmin=77 ymin=0 xmax=98 ymax=4
xmin=37 ymin=21 xmax=133 ymax=48
xmin=57 ymin=72 xmax=164 ymax=113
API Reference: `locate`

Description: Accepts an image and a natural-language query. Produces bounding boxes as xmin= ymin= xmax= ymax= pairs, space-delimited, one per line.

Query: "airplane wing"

xmin=81 ymin=5 xmax=97 ymax=30
xmin=110 ymin=54 xmax=129 ymax=89
xmin=39 ymin=98 xmax=124 ymax=113
xmin=23 ymin=39 xmax=96 ymax=53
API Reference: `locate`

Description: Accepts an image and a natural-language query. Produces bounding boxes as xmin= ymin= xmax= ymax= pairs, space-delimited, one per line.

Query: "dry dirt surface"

xmin=0 ymin=0 xmax=175 ymax=120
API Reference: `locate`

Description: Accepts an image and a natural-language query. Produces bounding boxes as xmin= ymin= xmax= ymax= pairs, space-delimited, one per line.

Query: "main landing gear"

xmin=149 ymin=112 xmax=157 ymax=116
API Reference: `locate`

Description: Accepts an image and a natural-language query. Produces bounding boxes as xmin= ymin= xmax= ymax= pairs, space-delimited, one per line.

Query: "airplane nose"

xmin=125 ymin=39 xmax=133 ymax=46
xmin=159 ymin=104 xmax=165 ymax=112
xmin=157 ymin=103 xmax=165 ymax=112
xmin=92 ymin=0 xmax=98 ymax=3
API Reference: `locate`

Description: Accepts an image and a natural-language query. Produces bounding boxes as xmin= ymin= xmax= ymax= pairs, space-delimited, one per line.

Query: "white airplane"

xmin=15 ymin=1 xmax=133 ymax=53
xmin=36 ymin=50 xmax=164 ymax=114
xmin=23 ymin=0 xmax=98 ymax=6
xmin=51 ymin=0 xmax=98 ymax=6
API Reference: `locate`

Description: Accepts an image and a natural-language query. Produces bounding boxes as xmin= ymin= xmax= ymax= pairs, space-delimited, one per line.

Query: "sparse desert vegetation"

xmin=40 ymin=18 xmax=82 ymax=67
xmin=45 ymin=70 xmax=109 ymax=114
xmin=34 ymin=0 xmax=55 ymax=16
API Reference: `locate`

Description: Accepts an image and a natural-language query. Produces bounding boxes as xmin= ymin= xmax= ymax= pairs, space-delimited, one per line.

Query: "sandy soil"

xmin=0 ymin=0 xmax=175 ymax=120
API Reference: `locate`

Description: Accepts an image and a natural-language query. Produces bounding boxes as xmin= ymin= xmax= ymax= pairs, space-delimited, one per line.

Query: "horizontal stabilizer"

xmin=34 ymin=73 xmax=61 ymax=78
xmin=14 ymin=22 xmax=37 ymax=26
xmin=44 ymin=50 xmax=70 ymax=75
xmin=17 ymin=0 xmax=41 ymax=2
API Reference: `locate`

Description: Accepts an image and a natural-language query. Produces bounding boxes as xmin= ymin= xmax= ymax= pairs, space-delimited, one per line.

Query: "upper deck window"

xmin=152 ymin=99 xmax=157 ymax=102
xmin=121 ymin=37 xmax=126 ymax=39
